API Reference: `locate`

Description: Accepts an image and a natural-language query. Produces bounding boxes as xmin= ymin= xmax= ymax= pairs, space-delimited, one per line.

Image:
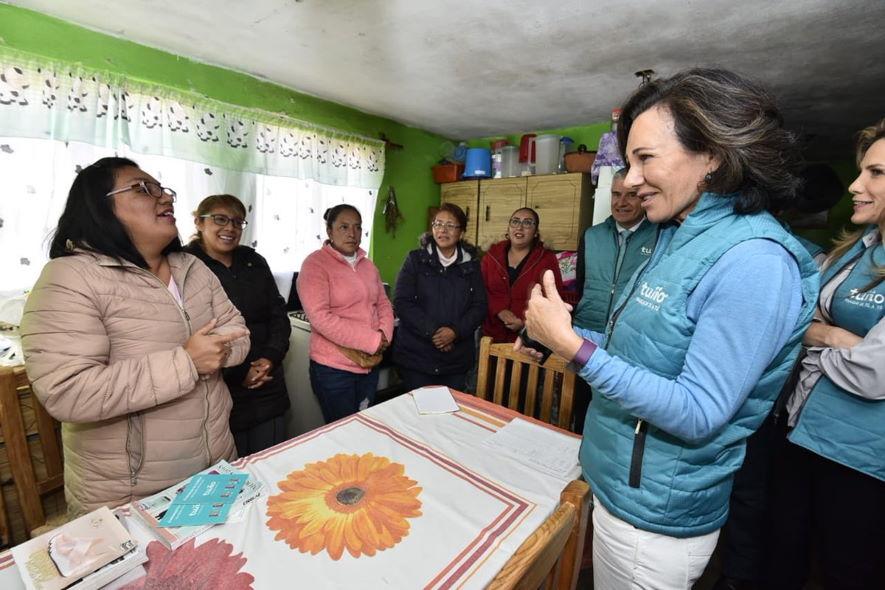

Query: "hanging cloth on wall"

xmin=0 ymin=49 xmax=385 ymax=189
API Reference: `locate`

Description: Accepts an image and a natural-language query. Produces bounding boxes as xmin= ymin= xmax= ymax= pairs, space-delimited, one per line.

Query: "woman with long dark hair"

xmin=20 ymin=157 xmax=249 ymax=514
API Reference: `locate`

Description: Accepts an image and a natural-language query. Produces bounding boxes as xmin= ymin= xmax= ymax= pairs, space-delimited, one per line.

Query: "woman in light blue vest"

xmin=518 ymin=68 xmax=819 ymax=589
xmin=766 ymin=120 xmax=885 ymax=590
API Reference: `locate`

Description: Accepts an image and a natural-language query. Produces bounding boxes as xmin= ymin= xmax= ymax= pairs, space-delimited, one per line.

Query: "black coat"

xmin=184 ymin=244 xmax=291 ymax=431
xmin=392 ymin=235 xmax=487 ymax=377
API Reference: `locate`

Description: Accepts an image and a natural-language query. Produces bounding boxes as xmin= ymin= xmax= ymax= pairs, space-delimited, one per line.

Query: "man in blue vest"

xmin=571 ymin=169 xmax=658 ymax=432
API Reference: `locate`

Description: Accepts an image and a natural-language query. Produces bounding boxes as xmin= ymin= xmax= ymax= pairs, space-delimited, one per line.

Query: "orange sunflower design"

xmin=266 ymin=452 xmax=423 ymax=560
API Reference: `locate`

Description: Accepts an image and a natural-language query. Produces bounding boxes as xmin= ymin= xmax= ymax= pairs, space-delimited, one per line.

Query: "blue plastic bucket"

xmin=463 ymin=148 xmax=491 ymax=178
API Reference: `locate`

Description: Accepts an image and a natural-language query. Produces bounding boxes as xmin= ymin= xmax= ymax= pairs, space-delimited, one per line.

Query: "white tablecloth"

xmin=1 ymin=392 xmax=580 ymax=589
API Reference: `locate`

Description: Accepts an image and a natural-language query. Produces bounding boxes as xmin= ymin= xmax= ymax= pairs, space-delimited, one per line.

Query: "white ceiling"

xmin=9 ymin=0 xmax=885 ymax=157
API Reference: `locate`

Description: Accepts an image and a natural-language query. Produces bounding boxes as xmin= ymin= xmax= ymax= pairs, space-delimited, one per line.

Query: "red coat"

xmin=481 ymin=240 xmax=564 ymax=343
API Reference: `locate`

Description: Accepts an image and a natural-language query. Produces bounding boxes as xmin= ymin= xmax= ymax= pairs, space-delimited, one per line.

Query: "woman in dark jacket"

xmin=481 ymin=207 xmax=564 ymax=343
xmin=185 ymin=194 xmax=291 ymax=456
xmin=393 ymin=203 xmax=487 ymax=392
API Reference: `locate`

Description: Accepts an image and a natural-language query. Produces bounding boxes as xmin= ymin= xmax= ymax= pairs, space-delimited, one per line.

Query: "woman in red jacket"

xmin=481 ymin=207 xmax=564 ymax=343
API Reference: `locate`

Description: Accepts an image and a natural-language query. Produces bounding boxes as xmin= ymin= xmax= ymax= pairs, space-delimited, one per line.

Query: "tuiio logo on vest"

xmin=636 ymin=282 xmax=669 ymax=311
xmin=640 ymin=246 xmax=653 ymax=256
xmin=847 ymin=288 xmax=884 ymax=309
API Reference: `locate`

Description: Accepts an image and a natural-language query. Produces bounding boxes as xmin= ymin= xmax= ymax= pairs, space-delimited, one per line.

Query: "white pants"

xmin=591 ymin=497 xmax=719 ymax=590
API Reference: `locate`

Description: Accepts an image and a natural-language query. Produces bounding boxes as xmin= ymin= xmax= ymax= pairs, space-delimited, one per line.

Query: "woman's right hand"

xmin=184 ymin=318 xmax=250 ymax=375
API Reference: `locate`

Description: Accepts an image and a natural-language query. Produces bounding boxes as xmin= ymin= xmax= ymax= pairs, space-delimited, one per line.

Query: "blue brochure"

xmin=157 ymin=472 xmax=248 ymax=527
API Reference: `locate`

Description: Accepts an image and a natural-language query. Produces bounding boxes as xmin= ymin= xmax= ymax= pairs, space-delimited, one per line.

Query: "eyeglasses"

xmin=106 ymin=180 xmax=177 ymax=202
xmin=509 ymin=218 xmax=537 ymax=228
xmin=431 ymin=221 xmax=461 ymax=231
xmin=200 ymin=214 xmax=248 ymax=229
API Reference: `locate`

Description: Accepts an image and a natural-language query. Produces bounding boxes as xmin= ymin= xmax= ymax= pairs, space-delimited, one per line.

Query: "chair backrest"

xmin=0 ymin=366 xmax=64 ymax=542
xmin=475 ymin=336 xmax=578 ymax=432
xmin=488 ymin=479 xmax=590 ymax=590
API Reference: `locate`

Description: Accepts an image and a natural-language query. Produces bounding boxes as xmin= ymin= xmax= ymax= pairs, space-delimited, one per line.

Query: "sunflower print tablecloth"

xmin=0 ymin=392 xmax=580 ymax=590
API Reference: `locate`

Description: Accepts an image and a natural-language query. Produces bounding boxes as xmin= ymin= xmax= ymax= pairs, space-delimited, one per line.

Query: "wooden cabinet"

xmin=478 ymin=178 xmax=526 ymax=249
xmin=439 ymin=173 xmax=593 ymax=251
xmin=526 ymin=174 xmax=593 ymax=250
xmin=439 ymin=180 xmax=479 ymax=244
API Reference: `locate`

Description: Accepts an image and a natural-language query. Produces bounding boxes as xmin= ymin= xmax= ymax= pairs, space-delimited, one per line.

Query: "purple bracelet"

xmin=570 ymin=338 xmax=597 ymax=369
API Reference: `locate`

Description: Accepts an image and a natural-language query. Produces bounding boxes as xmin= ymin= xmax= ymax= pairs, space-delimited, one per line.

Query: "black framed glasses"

xmin=200 ymin=214 xmax=248 ymax=229
xmin=431 ymin=221 xmax=461 ymax=231
xmin=106 ymin=180 xmax=177 ymax=202
xmin=509 ymin=218 xmax=537 ymax=228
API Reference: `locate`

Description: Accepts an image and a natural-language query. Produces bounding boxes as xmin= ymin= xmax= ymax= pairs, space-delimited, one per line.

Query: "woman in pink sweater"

xmin=296 ymin=205 xmax=395 ymax=422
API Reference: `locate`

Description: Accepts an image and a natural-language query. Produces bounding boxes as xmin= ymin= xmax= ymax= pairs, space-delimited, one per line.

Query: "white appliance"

xmin=282 ymin=311 xmax=326 ymax=437
xmin=281 ymin=310 xmax=396 ymax=438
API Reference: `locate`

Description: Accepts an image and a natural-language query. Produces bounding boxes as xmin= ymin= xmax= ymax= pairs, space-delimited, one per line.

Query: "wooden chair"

xmin=489 ymin=479 xmax=590 ymax=590
xmin=0 ymin=366 xmax=64 ymax=543
xmin=475 ymin=336 xmax=578 ymax=432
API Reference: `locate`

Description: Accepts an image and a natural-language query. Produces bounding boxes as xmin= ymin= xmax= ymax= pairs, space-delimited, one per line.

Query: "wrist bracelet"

xmin=570 ymin=338 xmax=597 ymax=369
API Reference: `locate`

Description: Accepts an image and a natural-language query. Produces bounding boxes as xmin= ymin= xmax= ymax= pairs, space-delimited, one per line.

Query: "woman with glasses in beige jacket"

xmin=21 ymin=157 xmax=249 ymax=515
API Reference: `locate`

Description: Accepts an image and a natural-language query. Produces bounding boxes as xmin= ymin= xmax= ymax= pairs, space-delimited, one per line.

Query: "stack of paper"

xmin=131 ymin=460 xmax=263 ymax=549
xmin=481 ymin=418 xmax=581 ymax=479
xmin=411 ymin=386 xmax=460 ymax=414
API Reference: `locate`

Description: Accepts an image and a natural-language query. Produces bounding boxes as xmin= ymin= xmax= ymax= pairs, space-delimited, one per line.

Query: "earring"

xmin=704 ymin=172 xmax=713 ymax=183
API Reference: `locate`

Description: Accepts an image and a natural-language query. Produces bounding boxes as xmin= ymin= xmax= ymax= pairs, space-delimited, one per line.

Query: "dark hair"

xmin=436 ymin=202 xmax=468 ymax=230
xmin=323 ymin=204 xmax=362 ymax=229
xmin=191 ymin=194 xmax=247 ymax=243
xmin=618 ymin=67 xmax=800 ymax=214
xmin=49 ymin=157 xmax=182 ymax=266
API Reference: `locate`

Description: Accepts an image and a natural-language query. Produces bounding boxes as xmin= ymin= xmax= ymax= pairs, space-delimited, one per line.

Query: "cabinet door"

xmin=477 ymin=177 xmax=527 ymax=251
xmin=526 ymin=173 xmax=591 ymax=250
xmin=440 ymin=180 xmax=479 ymax=244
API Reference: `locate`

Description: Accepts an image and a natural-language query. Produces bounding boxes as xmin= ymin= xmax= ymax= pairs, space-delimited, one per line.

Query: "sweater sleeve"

xmin=394 ymin=253 xmax=438 ymax=340
xmin=20 ymin=261 xmax=200 ymax=424
xmin=815 ymin=316 xmax=885 ymax=400
xmin=297 ymin=254 xmax=383 ymax=353
xmin=374 ymin=266 xmax=395 ymax=342
xmin=575 ymin=240 xmax=804 ymax=442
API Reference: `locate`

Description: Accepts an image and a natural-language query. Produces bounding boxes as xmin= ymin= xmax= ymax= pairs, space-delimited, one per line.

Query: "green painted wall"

xmin=0 ymin=4 xmax=448 ymax=283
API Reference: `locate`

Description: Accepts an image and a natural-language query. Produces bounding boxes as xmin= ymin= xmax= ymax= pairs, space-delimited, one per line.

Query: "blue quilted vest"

xmin=573 ymin=217 xmax=658 ymax=332
xmin=789 ymin=226 xmax=885 ymax=481
xmin=581 ymin=193 xmax=819 ymax=537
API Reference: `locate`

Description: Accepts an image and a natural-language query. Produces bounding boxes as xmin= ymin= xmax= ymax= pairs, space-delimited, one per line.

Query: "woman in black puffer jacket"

xmin=185 ymin=194 xmax=291 ymax=456
xmin=393 ymin=203 xmax=487 ymax=392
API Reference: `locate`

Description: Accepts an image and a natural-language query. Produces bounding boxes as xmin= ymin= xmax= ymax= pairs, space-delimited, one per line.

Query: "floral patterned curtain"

xmin=0 ymin=51 xmax=385 ymax=189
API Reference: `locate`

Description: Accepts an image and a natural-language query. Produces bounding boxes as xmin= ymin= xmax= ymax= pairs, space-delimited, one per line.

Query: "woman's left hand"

xmin=432 ymin=327 xmax=456 ymax=350
xmin=523 ymin=270 xmax=583 ymax=360
xmin=243 ymin=358 xmax=274 ymax=389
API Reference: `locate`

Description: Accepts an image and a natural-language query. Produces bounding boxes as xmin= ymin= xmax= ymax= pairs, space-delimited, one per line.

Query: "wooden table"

xmin=0 ymin=391 xmax=587 ymax=589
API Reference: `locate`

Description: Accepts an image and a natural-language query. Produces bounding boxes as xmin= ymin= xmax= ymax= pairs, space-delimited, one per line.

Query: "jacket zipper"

xmin=603 ymin=226 xmax=663 ymax=489
xmin=127 ymin=262 xmax=202 ymax=483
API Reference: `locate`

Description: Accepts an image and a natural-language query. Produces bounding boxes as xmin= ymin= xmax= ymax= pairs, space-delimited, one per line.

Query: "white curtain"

xmin=0 ymin=50 xmax=383 ymax=307
xmin=0 ymin=136 xmax=378 ymax=297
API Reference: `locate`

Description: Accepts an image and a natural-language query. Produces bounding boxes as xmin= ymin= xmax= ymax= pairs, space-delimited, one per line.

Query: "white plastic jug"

xmin=534 ymin=134 xmax=561 ymax=175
